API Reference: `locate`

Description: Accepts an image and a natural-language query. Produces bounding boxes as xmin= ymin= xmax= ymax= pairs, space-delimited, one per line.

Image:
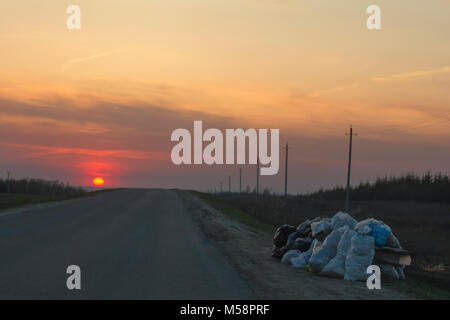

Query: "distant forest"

xmin=0 ymin=178 xmax=84 ymax=196
xmin=307 ymin=172 xmax=450 ymax=203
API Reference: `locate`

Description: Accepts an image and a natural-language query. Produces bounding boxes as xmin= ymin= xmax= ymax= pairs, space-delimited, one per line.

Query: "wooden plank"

xmin=374 ymin=247 xmax=411 ymax=266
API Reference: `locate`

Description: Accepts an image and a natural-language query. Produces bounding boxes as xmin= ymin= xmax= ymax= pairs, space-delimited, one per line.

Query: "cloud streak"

xmin=308 ymin=84 xmax=358 ymax=98
xmin=370 ymin=66 xmax=450 ymax=82
xmin=0 ymin=141 xmax=164 ymax=160
xmin=63 ymin=50 xmax=128 ymax=70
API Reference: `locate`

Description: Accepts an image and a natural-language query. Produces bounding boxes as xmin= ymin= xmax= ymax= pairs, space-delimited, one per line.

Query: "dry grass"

xmin=181 ymin=191 xmax=418 ymax=300
xmin=217 ymin=193 xmax=450 ymax=297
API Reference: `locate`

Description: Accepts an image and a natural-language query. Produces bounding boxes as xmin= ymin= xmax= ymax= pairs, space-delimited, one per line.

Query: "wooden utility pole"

xmin=7 ymin=171 xmax=10 ymax=193
xmin=284 ymin=143 xmax=288 ymax=197
xmin=256 ymin=158 xmax=260 ymax=195
xmin=345 ymin=126 xmax=356 ymax=212
xmin=239 ymin=168 xmax=242 ymax=194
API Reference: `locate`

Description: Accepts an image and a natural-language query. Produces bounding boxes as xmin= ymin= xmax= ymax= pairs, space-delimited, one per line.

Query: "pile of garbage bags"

xmin=272 ymin=212 xmax=406 ymax=281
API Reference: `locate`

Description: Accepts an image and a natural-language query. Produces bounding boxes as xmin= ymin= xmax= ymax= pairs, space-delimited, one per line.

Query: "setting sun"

xmin=92 ymin=177 xmax=105 ymax=187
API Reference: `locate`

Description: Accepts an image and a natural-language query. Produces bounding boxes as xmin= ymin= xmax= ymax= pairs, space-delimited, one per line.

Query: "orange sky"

xmin=1 ymin=0 xmax=450 ymax=192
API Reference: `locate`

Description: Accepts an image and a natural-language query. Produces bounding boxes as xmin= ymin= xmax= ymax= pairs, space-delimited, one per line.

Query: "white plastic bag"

xmin=281 ymin=249 xmax=302 ymax=265
xmin=331 ymin=212 xmax=357 ymax=230
xmin=311 ymin=218 xmax=333 ymax=241
xmin=321 ymin=228 xmax=356 ymax=278
xmin=291 ymin=252 xmax=312 ymax=268
xmin=354 ymin=218 xmax=401 ymax=248
xmin=344 ymin=233 xmax=375 ymax=281
xmin=309 ymin=227 xmax=346 ymax=274
xmin=291 ymin=238 xmax=316 ymax=268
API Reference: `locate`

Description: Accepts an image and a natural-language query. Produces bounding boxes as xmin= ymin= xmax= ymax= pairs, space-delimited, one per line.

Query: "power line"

xmin=360 ymin=110 xmax=450 ymax=133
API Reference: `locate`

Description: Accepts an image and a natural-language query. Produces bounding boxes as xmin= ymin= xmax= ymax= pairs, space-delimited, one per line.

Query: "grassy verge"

xmin=191 ymin=191 xmax=276 ymax=235
xmin=0 ymin=189 xmax=119 ymax=210
xmin=392 ymin=277 xmax=450 ymax=300
xmin=193 ymin=191 xmax=450 ymax=300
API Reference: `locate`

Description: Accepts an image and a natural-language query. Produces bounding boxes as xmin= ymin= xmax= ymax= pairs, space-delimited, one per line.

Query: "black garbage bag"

xmin=291 ymin=237 xmax=313 ymax=252
xmin=272 ymin=246 xmax=291 ymax=259
xmin=273 ymin=224 xmax=297 ymax=250
xmin=296 ymin=217 xmax=320 ymax=238
xmin=286 ymin=231 xmax=302 ymax=246
xmin=272 ymin=237 xmax=313 ymax=259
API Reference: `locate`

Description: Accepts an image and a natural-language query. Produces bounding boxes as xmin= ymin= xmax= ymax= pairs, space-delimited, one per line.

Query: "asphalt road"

xmin=0 ymin=189 xmax=256 ymax=299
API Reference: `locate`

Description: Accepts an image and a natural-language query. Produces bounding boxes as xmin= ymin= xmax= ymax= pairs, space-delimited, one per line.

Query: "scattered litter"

xmin=272 ymin=212 xmax=410 ymax=281
xmin=422 ymin=263 xmax=445 ymax=272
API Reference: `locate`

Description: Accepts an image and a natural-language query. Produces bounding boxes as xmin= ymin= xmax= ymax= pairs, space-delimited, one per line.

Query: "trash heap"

xmin=272 ymin=212 xmax=408 ymax=281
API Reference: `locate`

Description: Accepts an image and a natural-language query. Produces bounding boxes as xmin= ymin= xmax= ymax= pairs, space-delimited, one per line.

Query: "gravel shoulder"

xmin=179 ymin=190 xmax=417 ymax=300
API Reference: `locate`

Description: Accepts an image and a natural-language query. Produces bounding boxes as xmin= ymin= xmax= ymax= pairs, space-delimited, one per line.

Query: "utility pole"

xmin=345 ymin=126 xmax=357 ymax=212
xmin=7 ymin=171 xmax=10 ymax=193
xmin=256 ymin=158 xmax=260 ymax=195
xmin=284 ymin=143 xmax=288 ymax=197
xmin=228 ymin=175 xmax=231 ymax=193
xmin=239 ymin=168 xmax=242 ymax=194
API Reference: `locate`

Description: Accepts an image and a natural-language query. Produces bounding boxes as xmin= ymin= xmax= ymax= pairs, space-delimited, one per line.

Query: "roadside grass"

xmin=191 ymin=191 xmax=276 ymax=235
xmin=192 ymin=191 xmax=450 ymax=300
xmin=392 ymin=277 xmax=450 ymax=300
xmin=0 ymin=189 xmax=120 ymax=210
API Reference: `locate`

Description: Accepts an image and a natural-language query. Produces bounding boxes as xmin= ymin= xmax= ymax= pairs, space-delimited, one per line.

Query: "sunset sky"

xmin=1 ymin=0 xmax=450 ymax=193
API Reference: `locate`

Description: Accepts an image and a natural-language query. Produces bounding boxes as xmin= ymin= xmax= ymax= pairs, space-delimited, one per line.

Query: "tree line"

xmin=306 ymin=172 xmax=450 ymax=203
xmin=0 ymin=178 xmax=84 ymax=197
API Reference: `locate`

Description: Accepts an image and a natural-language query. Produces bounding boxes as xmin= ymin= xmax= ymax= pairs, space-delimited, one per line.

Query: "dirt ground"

xmin=220 ymin=194 xmax=450 ymax=292
xmin=179 ymin=190 xmax=417 ymax=300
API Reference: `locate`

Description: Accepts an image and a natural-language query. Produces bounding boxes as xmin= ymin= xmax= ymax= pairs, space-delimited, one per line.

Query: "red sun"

xmin=92 ymin=177 xmax=105 ymax=187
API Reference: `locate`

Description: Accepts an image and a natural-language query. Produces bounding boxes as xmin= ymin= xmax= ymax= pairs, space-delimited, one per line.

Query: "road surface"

xmin=0 ymin=189 xmax=256 ymax=299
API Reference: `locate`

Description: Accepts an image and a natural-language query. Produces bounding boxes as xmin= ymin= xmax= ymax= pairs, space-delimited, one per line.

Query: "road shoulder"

xmin=179 ymin=190 xmax=417 ymax=300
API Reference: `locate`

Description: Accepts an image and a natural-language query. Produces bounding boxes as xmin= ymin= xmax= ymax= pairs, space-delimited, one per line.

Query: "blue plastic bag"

xmin=368 ymin=222 xmax=391 ymax=247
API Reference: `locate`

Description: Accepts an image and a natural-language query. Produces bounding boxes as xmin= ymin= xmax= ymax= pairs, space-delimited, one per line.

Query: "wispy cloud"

xmin=63 ymin=49 xmax=128 ymax=70
xmin=308 ymin=83 xmax=358 ymax=98
xmin=0 ymin=141 xmax=163 ymax=161
xmin=370 ymin=66 xmax=450 ymax=82
xmin=249 ymin=0 xmax=296 ymax=5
